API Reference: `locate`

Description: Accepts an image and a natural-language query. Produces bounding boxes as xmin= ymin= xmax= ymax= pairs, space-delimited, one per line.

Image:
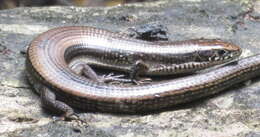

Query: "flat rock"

xmin=0 ymin=0 xmax=260 ymax=137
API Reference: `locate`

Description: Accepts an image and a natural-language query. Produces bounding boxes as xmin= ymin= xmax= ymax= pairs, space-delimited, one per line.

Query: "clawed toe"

xmin=132 ymin=77 xmax=152 ymax=85
xmin=101 ymin=73 xmax=131 ymax=83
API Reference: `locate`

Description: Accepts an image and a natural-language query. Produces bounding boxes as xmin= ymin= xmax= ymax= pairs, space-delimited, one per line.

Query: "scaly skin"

xmin=26 ymin=26 xmax=243 ymax=116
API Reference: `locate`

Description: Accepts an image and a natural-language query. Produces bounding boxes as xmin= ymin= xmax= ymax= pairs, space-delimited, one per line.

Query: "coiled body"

xmin=25 ymin=26 xmax=254 ymax=113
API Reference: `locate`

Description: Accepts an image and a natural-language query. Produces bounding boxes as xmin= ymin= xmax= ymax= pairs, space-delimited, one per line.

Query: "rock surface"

xmin=0 ymin=0 xmax=260 ymax=137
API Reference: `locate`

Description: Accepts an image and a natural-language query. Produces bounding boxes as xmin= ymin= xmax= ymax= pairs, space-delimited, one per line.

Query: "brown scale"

xmin=26 ymin=26 xmax=252 ymax=118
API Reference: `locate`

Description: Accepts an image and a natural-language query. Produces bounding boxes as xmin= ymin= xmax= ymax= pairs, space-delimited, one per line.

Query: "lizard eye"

xmin=217 ymin=50 xmax=227 ymax=56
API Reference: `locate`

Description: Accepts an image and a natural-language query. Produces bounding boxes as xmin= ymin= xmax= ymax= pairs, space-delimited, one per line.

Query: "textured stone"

xmin=0 ymin=0 xmax=260 ymax=137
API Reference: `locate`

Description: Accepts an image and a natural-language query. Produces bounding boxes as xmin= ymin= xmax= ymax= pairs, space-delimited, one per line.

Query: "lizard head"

xmin=195 ymin=39 xmax=242 ymax=63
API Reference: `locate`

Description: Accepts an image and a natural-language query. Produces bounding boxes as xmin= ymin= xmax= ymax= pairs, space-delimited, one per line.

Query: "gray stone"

xmin=0 ymin=0 xmax=260 ymax=137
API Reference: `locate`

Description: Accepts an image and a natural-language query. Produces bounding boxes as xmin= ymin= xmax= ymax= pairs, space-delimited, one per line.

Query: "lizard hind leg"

xmin=69 ymin=61 xmax=128 ymax=83
xmin=70 ymin=61 xmax=103 ymax=82
xmin=40 ymin=86 xmax=75 ymax=120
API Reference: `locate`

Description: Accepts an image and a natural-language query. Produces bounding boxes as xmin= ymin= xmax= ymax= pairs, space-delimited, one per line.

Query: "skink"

xmin=26 ymin=26 xmax=247 ymax=116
